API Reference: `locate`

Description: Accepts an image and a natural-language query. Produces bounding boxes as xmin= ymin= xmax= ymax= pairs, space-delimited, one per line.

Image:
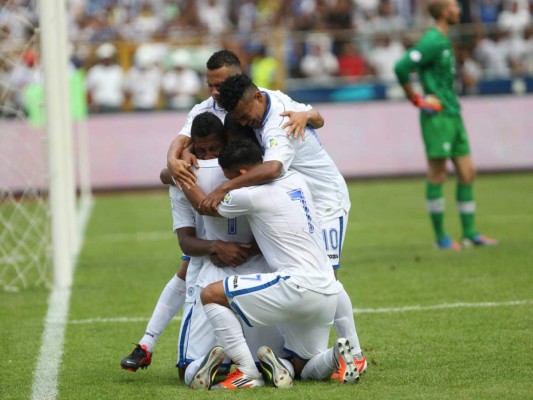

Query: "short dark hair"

xmin=223 ymin=114 xmax=262 ymax=149
xmin=191 ymin=112 xmax=225 ymax=141
xmin=206 ymin=50 xmax=241 ymax=71
xmin=218 ymin=74 xmax=257 ymax=113
xmin=218 ymin=139 xmax=263 ymax=171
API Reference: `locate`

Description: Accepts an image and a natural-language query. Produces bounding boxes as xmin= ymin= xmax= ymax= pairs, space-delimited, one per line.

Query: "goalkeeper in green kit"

xmin=394 ymin=0 xmax=497 ymax=250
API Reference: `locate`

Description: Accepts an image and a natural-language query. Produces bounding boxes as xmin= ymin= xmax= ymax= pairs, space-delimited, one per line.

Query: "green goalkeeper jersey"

xmin=394 ymin=27 xmax=460 ymax=116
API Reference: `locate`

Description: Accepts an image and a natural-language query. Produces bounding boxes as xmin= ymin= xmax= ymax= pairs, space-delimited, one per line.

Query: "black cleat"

xmin=121 ymin=344 xmax=152 ymax=372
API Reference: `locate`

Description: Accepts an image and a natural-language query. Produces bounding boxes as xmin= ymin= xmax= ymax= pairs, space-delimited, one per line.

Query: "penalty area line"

xmin=68 ymin=300 xmax=533 ymax=325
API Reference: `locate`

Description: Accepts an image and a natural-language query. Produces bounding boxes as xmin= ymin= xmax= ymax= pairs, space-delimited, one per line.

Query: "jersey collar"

xmin=260 ymin=91 xmax=271 ymax=128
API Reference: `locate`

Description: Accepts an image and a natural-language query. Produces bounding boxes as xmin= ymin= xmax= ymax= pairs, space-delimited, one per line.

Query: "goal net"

xmin=0 ymin=1 xmax=92 ymax=291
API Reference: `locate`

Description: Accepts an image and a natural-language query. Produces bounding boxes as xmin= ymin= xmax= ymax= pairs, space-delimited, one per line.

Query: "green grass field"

xmin=2 ymin=174 xmax=532 ymax=400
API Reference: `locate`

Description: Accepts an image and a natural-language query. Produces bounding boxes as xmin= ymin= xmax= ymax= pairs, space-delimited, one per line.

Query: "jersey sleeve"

xmin=178 ymin=103 xmax=202 ymax=137
xmin=260 ymin=128 xmax=295 ymax=173
xmin=169 ymin=186 xmax=196 ymax=231
xmin=394 ymin=31 xmax=446 ymax=84
xmin=217 ymin=188 xmax=253 ymax=219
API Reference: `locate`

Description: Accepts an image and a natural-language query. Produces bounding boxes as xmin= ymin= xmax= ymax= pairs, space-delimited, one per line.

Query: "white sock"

xmin=279 ymin=358 xmax=295 ymax=379
xmin=300 ymin=348 xmax=336 ymax=380
xmin=139 ymin=275 xmax=186 ymax=352
xmin=184 ymin=358 xmax=203 ymax=386
xmin=334 ymin=288 xmax=362 ymax=355
xmin=203 ymin=303 xmax=260 ymax=378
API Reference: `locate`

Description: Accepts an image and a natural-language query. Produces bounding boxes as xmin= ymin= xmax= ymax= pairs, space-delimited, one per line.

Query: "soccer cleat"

xmin=354 ymin=354 xmax=368 ymax=374
xmin=121 ymin=344 xmax=152 ymax=372
xmin=211 ymin=369 xmax=265 ymax=389
xmin=461 ymin=234 xmax=498 ymax=248
xmin=189 ymin=346 xmax=225 ymax=390
xmin=333 ymin=338 xmax=359 ymax=384
xmin=257 ymin=346 xmax=293 ymax=389
xmin=436 ymin=235 xmax=461 ymax=250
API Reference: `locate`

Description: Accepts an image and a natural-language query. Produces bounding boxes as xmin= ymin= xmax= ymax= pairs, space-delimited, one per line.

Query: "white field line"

xmin=31 ymin=199 xmax=93 ymax=400
xmin=68 ymin=299 xmax=533 ymax=325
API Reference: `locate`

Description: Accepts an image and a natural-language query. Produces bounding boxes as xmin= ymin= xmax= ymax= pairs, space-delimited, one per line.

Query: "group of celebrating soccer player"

xmin=120 ymin=0 xmax=496 ymax=390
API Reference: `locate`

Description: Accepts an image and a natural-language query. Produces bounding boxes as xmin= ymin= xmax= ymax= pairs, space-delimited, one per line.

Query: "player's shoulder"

xmin=419 ymin=28 xmax=449 ymax=48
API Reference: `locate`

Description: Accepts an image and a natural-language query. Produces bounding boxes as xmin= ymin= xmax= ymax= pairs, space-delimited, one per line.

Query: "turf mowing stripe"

xmin=68 ymin=300 xmax=532 ymax=324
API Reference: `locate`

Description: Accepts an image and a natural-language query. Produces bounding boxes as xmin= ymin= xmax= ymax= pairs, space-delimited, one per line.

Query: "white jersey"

xmin=218 ymin=170 xmax=341 ymax=295
xmin=190 ymin=159 xmax=269 ymax=288
xmin=169 ymin=185 xmax=204 ymax=302
xmin=178 ymin=97 xmax=227 ymax=137
xmin=256 ymin=89 xmax=351 ymax=221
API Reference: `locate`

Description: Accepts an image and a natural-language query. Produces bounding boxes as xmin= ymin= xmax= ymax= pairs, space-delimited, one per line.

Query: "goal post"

xmin=0 ymin=0 xmax=92 ymax=291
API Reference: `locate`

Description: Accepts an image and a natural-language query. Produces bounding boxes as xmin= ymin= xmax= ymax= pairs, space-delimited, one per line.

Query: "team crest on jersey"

xmin=267 ymin=138 xmax=278 ymax=148
xmin=409 ymin=50 xmax=422 ymax=62
xmin=222 ymin=192 xmax=232 ymax=205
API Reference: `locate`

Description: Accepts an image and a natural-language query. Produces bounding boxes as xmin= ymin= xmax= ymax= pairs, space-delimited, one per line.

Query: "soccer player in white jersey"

xmin=199 ymin=74 xmax=367 ymax=375
xmin=165 ymin=49 xmax=325 ymax=190
xmin=121 ymin=113 xmax=280 ymax=379
xmin=183 ymin=139 xmax=359 ymax=390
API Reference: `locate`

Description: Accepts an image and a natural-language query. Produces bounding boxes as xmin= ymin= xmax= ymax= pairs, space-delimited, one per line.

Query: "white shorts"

xmin=320 ymin=212 xmax=348 ymax=269
xmin=178 ymin=287 xmax=288 ymax=366
xmin=224 ymin=272 xmax=337 ymax=360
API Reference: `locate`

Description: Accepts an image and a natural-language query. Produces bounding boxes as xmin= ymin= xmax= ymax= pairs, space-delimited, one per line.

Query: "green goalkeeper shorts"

xmin=420 ymin=112 xmax=470 ymax=159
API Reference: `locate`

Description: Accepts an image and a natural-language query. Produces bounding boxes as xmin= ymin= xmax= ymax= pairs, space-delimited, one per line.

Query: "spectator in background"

xmin=456 ymin=45 xmax=483 ymax=95
xmin=474 ymin=29 xmax=512 ymax=77
xmin=198 ymin=0 xmax=232 ymax=35
xmin=366 ymin=33 xmax=404 ymax=82
xmin=128 ymin=1 xmax=163 ymax=41
xmin=521 ymin=25 xmax=533 ymax=74
xmin=162 ymin=49 xmax=202 ymax=110
xmin=9 ymin=49 xmax=41 ymax=112
xmin=124 ymin=46 xmax=163 ymax=111
xmin=473 ymin=0 xmax=503 ymax=24
xmin=300 ymin=35 xmax=339 ymax=79
xmin=337 ymin=41 xmax=368 ymax=80
xmin=371 ymin=0 xmax=407 ymax=35
xmin=86 ymin=43 xmax=124 ymax=113
xmin=249 ymin=44 xmax=279 ymax=89
xmin=497 ymin=0 xmax=531 ymax=38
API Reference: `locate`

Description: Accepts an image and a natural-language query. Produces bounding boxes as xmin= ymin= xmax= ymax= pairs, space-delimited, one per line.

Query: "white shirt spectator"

xmin=86 ymin=43 xmax=124 ymax=110
xmin=497 ymin=1 xmax=531 ymax=38
xmin=197 ymin=0 xmax=231 ymax=35
xmin=162 ymin=51 xmax=202 ymax=110
xmin=367 ymin=37 xmax=404 ymax=81
xmin=475 ymin=35 xmax=512 ymax=78
xmin=124 ymin=65 xmax=162 ymax=110
xmin=300 ymin=36 xmax=339 ymax=79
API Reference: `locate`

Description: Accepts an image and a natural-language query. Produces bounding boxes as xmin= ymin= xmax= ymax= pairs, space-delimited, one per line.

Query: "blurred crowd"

xmin=1 ymin=0 xmax=533 ymax=114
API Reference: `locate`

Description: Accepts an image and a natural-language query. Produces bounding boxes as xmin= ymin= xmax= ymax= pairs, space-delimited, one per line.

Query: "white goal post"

xmin=0 ymin=0 xmax=92 ymax=291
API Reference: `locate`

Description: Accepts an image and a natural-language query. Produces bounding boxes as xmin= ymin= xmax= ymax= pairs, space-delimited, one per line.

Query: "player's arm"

xmin=176 ymin=226 xmax=250 ymax=267
xmin=199 ymin=160 xmax=283 ymax=213
xmin=394 ymin=41 xmax=443 ymax=114
xmin=166 ymin=134 xmax=197 ymax=189
xmin=280 ymin=108 xmax=324 ymax=140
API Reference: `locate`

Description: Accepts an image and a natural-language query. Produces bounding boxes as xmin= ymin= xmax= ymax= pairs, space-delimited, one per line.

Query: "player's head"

xmin=428 ymin=0 xmax=460 ymax=25
xmin=218 ymin=74 xmax=265 ymax=130
xmin=218 ymin=139 xmax=263 ymax=179
xmin=205 ymin=50 xmax=242 ymax=104
xmin=190 ymin=112 xmax=226 ymax=160
xmin=223 ymin=114 xmax=261 ymax=149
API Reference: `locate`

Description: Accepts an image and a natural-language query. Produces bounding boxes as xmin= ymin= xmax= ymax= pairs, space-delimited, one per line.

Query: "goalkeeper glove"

xmin=409 ymin=93 xmax=443 ymax=115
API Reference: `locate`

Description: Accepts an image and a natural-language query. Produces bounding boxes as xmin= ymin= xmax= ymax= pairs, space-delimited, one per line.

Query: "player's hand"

xmin=410 ymin=93 xmax=443 ymax=115
xmin=168 ymin=158 xmax=196 ymax=190
xmin=181 ymin=146 xmax=199 ymax=170
xmin=280 ymin=110 xmax=307 ymax=141
xmin=212 ymin=241 xmax=251 ymax=267
xmin=199 ymin=186 xmax=227 ymax=214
